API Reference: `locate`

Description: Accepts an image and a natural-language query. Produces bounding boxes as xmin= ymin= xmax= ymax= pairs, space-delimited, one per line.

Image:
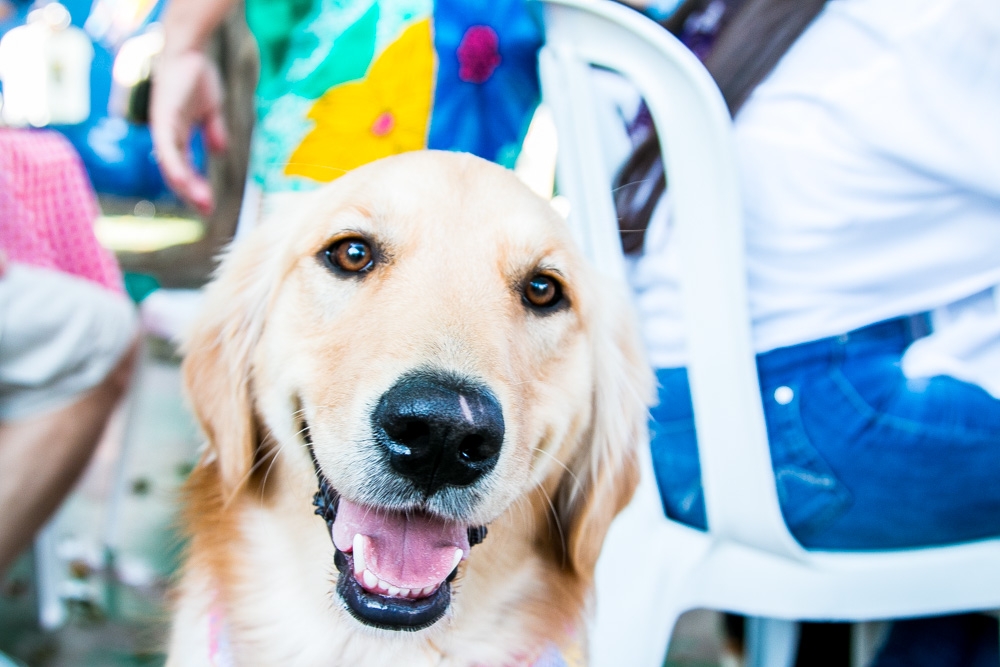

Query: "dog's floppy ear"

xmin=554 ymin=279 xmax=652 ymax=578
xmin=181 ymin=226 xmax=286 ymax=496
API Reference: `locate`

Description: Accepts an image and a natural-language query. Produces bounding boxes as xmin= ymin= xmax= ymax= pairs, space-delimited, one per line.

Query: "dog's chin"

xmin=333 ymin=549 xmax=454 ymax=632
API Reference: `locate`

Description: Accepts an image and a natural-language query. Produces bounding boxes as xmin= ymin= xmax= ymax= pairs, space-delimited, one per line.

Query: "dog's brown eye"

xmin=523 ymin=274 xmax=563 ymax=310
xmin=326 ymin=238 xmax=373 ymax=273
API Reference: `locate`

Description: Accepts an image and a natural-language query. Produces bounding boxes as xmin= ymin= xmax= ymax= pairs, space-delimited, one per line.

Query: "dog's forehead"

xmin=299 ymin=152 xmax=576 ymax=265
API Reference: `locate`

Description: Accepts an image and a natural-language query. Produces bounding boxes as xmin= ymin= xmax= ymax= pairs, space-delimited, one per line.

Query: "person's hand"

xmin=150 ymin=49 xmax=228 ymax=216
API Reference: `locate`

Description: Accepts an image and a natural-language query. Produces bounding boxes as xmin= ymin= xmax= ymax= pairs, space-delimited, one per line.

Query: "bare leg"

xmin=0 ymin=340 xmax=139 ymax=575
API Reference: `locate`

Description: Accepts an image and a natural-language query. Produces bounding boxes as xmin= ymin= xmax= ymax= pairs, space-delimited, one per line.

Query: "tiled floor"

xmin=0 ymin=342 xmax=732 ymax=667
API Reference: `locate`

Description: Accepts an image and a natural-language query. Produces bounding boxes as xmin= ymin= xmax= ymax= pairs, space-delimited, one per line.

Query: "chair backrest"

xmin=537 ymin=0 xmax=805 ymax=559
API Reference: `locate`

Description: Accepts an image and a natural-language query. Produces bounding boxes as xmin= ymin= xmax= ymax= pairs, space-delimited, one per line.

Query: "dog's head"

xmin=182 ymin=151 xmax=650 ymax=633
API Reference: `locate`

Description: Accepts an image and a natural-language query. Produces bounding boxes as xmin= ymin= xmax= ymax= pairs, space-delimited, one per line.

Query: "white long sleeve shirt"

xmin=630 ymin=0 xmax=1000 ymax=380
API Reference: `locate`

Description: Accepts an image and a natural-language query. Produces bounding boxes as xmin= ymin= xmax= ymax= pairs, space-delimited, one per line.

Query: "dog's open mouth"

xmin=331 ymin=497 xmax=465 ymax=631
xmin=310 ymin=439 xmax=487 ymax=632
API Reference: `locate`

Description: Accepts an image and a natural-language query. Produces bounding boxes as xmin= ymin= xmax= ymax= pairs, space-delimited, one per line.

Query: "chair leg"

xmin=33 ymin=521 xmax=66 ymax=630
xmin=589 ymin=516 xmax=687 ymax=667
xmin=659 ymin=610 xmax=683 ymax=667
xmin=590 ymin=585 xmax=683 ymax=667
xmin=745 ymin=617 xmax=800 ymax=667
xmin=851 ymin=621 xmax=890 ymax=667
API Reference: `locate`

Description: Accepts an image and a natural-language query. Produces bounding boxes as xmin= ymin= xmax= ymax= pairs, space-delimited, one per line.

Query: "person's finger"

xmin=186 ymin=175 xmax=216 ymax=216
xmin=152 ymin=128 xmax=215 ymax=215
xmin=204 ymin=108 xmax=228 ymax=154
xmin=151 ymin=98 xmax=213 ymax=214
xmin=158 ymin=156 xmax=196 ymax=203
xmin=152 ymin=125 xmax=197 ymax=201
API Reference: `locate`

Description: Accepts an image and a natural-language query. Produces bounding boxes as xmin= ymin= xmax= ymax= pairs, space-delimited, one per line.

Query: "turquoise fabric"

xmin=242 ymin=0 xmax=541 ymax=193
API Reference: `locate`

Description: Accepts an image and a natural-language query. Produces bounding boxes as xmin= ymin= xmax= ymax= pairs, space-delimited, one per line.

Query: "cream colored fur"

xmin=167 ymin=152 xmax=652 ymax=666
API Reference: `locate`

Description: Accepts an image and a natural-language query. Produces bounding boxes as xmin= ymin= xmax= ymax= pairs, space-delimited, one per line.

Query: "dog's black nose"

xmin=374 ymin=373 xmax=504 ymax=494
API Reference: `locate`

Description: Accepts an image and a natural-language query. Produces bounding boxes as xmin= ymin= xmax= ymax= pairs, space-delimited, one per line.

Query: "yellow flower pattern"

xmin=285 ymin=18 xmax=435 ymax=181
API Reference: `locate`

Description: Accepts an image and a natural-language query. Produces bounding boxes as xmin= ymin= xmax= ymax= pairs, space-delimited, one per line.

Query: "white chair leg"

xmin=589 ymin=511 xmax=687 ymax=666
xmin=851 ymin=621 xmax=890 ymax=667
xmin=590 ymin=608 xmax=683 ymax=667
xmin=590 ymin=557 xmax=685 ymax=667
xmin=745 ymin=617 xmax=800 ymax=667
xmin=33 ymin=521 xmax=66 ymax=630
xmin=589 ymin=440 xmax=694 ymax=667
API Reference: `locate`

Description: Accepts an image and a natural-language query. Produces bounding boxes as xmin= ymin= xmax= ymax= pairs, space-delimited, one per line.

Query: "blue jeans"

xmin=651 ymin=317 xmax=1000 ymax=549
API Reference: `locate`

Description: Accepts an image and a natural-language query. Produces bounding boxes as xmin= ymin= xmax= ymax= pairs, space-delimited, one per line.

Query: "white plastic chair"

xmin=535 ymin=1 xmax=1000 ymax=665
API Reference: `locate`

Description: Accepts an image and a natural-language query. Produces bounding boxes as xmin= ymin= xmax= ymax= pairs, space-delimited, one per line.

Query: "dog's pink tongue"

xmin=332 ymin=499 xmax=470 ymax=588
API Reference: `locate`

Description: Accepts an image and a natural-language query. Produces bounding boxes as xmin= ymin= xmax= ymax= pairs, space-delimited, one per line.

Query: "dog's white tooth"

xmin=352 ymin=534 xmax=366 ymax=575
xmin=377 ymin=578 xmax=391 ymax=592
xmin=422 ymin=585 xmax=436 ymax=596
xmin=363 ymin=569 xmax=378 ymax=590
xmin=451 ymin=548 xmax=463 ymax=570
xmin=399 ymin=588 xmax=411 ymax=597
xmin=387 ymin=585 xmax=401 ymax=597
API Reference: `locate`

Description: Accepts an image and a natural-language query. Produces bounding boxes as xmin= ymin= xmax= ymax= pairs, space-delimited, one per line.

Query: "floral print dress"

xmin=244 ymin=0 xmax=542 ymax=193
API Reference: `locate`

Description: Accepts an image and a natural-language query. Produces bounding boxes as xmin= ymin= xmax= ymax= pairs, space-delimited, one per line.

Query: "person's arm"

xmin=0 ymin=339 xmax=138 ymax=575
xmin=150 ymin=0 xmax=238 ymax=215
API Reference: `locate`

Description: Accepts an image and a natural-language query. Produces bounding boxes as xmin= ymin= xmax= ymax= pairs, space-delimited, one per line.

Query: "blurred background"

xmin=0 ymin=0 xmax=250 ymax=663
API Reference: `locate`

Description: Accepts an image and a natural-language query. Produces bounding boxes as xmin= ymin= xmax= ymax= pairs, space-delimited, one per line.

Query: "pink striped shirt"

xmin=0 ymin=128 xmax=123 ymax=293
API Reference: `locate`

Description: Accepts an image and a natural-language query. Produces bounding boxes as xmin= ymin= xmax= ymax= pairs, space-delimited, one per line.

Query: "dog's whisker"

xmin=219 ymin=428 xmax=296 ymax=508
xmin=259 ymin=441 xmax=289 ymax=500
xmin=534 ymin=482 xmax=568 ymax=561
xmin=506 ymin=376 xmax=550 ymax=387
xmin=221 ymin=448 xmax=278 ymax=510
xmin=256 ymin=424 xmax=323 ymax=503
xmin=611 ymin=176 xmax=660 ymax=195
xmin=530 ymin=445 xmax=578 ymax=487
xmin=510 ymin=494 xmax=533 ymax=538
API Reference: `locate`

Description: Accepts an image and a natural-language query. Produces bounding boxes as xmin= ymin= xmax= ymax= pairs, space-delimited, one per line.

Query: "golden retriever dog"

xmin=167 ymin=151 xmax=651 ymax=666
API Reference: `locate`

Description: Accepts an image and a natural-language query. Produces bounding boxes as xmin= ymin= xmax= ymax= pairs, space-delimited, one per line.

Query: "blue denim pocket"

xmin=762 ymin=382 xmax=855 ymax=543
xmin=812 ymin=359 xmax=1000 ymax=549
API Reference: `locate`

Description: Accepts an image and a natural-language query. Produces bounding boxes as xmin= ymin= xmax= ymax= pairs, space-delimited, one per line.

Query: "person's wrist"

xmin=160 ymin=12 xmax=217 ymax=59
xmin=160 ymin=38 xmax=210 ymax=61
xmin=160 ymin=0 xmax=234 ymax=59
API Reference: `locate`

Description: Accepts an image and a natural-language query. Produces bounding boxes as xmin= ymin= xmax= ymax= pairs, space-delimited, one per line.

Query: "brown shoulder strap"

xmin=706 ymin=0 xmax=829 ymax=115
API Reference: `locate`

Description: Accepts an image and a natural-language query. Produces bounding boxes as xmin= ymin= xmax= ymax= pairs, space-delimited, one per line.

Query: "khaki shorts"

xmin=0 ymin=264 xmax=137 ymax=421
